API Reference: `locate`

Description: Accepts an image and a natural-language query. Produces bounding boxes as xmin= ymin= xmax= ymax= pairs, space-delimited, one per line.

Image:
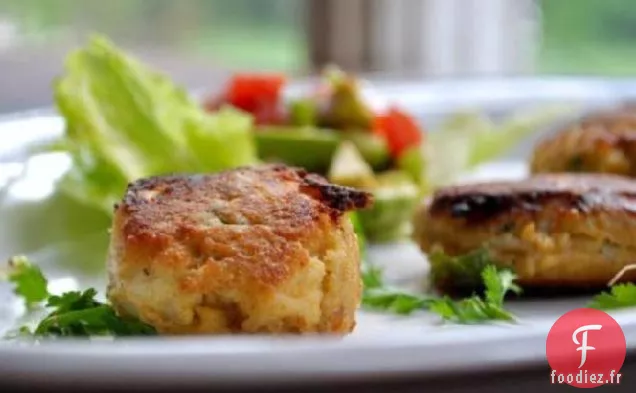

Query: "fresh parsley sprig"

xmin=5 ymin=256 xmax=49 ymax=308
xmin=428 ymin=266 xmax=521 ymax=324
xmin=588 ymin=283 xmax=636 ymax=310
xmin=3 ymin=256 xmax=156 ymax=337
xmin=30 ymin=289 xmax=156 ymax=337
xmin=361 ymin=264 xmax=433 ymax=315
xmin=361 ymin=250 xmax=522 ymax=324
xmin=428 ymin=247 xmax=494 ymax=295
xmin=588 ymin=264 xmax=636 ymax=310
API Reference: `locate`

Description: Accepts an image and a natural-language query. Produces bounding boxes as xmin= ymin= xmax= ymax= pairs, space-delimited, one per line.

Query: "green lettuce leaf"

xmin=51 ymin=35 xmax=257 ymax=213
xmin=425 ymin=106 xmax=574 ymax=188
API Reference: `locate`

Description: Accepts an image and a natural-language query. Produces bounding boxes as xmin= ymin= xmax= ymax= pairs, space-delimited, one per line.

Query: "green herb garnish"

xmin=588 ymin=283 xmax=636 ymax=310
xmin=428 ymin=265 xmax=521 ymax=324
xmin=361 ymin=264 xmax=433 ymax=315
xmin=429 ymin=247 xmax=494 ymax=295
xmin=6 ymin=256 xmax=49 ymax=308
xmin=358 ymin=213 xmax=432 ymax=316
xmin=362 ymin=249 xmax=522 ymax=323
xmin=362 ymin=287 xmax=432 ymax=315
xmin=3 ymin=257 xmax=156 ymax=337
xmin=588 ymin=264 xmax=636 ymax=310
xmin=31 ymin=289 xmax=155 ymax=337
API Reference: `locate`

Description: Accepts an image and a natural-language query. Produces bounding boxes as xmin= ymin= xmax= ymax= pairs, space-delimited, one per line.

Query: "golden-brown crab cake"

xmin=413 ymin=173 xmax=636 ymax=290
xmin=531 ymin=106 xmax=636 ymax=176
xmin=106 ymin=165 xmax=373 ymax=335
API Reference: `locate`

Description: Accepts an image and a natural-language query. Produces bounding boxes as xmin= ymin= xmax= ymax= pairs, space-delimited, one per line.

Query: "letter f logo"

xmin=572 ymin=324 xmax=602 ymax=368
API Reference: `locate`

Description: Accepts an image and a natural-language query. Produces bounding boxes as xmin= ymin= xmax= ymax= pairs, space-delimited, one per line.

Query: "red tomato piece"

xmin=205 ymin=74 xmax=287 ymax=125
xmin=226 ymin=74 xmax=286 ymax=124
xmin=374 ymin=107 xmax=424 ymax=158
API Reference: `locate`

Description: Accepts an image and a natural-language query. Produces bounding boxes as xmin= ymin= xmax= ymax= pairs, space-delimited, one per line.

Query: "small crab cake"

xmin=107 ymin=165 xmax=372 ymax=335
xmin=531 ymin=106 xmax=636 ymax=176
xmin=413 ymin=173 xmax=636 ymax=289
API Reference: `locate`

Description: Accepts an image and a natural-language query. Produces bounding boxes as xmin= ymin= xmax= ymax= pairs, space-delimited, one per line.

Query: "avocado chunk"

xmin=357 ymin=170 xmax=420 ymax=243
xmin=341 ymin=131 xmax=390 ymax=170
xmin=254 ymin=126 xmax=340 ymax=172
xmin=288 ymin=98 xmax=318 ymax=126
xmin=396 ymin=144 xmax=428 ymax=193
xmin=328 ymin=141 xmax=378 ymax=189
xmin=319 ymin=72 xmax=373 ymax=130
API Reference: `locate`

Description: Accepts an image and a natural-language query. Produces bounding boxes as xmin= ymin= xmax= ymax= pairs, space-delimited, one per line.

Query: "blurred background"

xmin=0 ymin=0 xmax=635 ymax=113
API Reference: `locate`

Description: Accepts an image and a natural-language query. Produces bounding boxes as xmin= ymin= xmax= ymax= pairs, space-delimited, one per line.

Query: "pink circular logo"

xmin=546 ymin=308 xmax=626 ymax=388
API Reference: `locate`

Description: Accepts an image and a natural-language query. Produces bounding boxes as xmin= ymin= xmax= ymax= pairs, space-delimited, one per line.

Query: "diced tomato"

xmin=373 ymin=107 xmax=424 ymax=158
xmin=205 ymin=73 xmax=287 ymax=125
xmin=227 ymin=74 xmax=286 ymax=124
xmin=226 ymin=74 xmax=285 ymax=109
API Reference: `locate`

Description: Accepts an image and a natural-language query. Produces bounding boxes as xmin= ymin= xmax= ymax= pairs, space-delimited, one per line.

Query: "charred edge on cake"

xmin=300 ymin=174 xmax=373 ymax=218
xmin=118 ymin=175 xmax=182 ymax=211
xmin=429 ymin=190 xmax=596 ymax=225
xmin=114 ymin=165 xmax=373 ymax=216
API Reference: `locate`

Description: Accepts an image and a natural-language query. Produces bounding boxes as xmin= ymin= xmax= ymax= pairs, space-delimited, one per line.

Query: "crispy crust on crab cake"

xmin=413 ymin=173 xmax=636 ymax=290
xmin=531 ymin=106 xmax=636 ymax=176
xmin=107 ymin=165 xmax=373 ymax=335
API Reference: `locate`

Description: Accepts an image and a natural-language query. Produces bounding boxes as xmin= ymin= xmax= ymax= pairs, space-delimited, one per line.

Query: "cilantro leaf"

xmin=429 ymin=247 xmax=494 ymax=295
xmin=361 ymin=264 xmax=432 ymax=315
xmin=360 ymin=249 xmax=521 ymax=321
xmin=33 ymin=289 xmax=156 ymax=337
xmin=47 ymin=289 xmax=101 ymax=311
xmin=428 ymin=265 xmax=521 ymax=324
xmin=6 ymin=256 xmax=50 ymax=308
xmin=588 ymin=283 xmax=636 ymax=310
xmin=483 ymin=266 xmax=521 ymax=305
xmin=428 ymin=296 xmax=516 ymax=324
xmin=3 ymin=256 xmax=156 ymax=337
xmin=361 ymin=263 xmax=384 ymax=290
xmin=363 ymin=288 xmax=432 ymax=315
xmin=358 ymin=218 xmax=432 ymax=314
xmin=32 ymin=288 xmax=156 ymax=337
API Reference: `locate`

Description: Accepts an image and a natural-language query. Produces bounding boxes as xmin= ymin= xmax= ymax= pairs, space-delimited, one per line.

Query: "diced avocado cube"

xmin=341 ymin=131 xmax=390 ymax=170
xmin=328 ymin=141 xmax=378 ymax=189
xmin=254 ymin=126 xmax=340 ymax=173
xmin=289 ymin=98 xmax=318 ymax=127
xmin=357 ymin=171 xmax=420 ymax=243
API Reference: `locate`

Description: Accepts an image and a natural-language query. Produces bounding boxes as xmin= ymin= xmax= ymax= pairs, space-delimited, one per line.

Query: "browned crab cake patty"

xmin=413 ymin=173 xmax=636 ymax=289
xmin=531 ymin=106 xmax=636 ymax=176
xmin=106 ymin=165 xmax=372 ymax=335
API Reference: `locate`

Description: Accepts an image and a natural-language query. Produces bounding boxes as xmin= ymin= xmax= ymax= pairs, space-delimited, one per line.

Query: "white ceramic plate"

xmin=1 ymin=77 xmax=636 ymax=389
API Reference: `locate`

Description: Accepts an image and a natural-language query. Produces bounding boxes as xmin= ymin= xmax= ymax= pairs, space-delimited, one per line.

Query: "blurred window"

xmin=309 ymin=0 xmax=538 ymax=76
xmin=0 ymin=0 xmax=308 ymax=113
xmin=2 ymin=0 xmax=636 ymax=114
xmin=539 ymin=0 xmax=636 ymax=75
xmin=0 ymin=0 xmax=308 ymax=70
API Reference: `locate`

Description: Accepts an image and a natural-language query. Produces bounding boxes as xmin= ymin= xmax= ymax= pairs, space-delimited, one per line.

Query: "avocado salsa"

xmin=204 ymin=68 xmax=426 ymax=242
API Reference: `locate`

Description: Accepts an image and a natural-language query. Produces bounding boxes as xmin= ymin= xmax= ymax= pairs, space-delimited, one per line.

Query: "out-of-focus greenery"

xmin=540 ymin=0 xmax=636 ymax=75
xmin=2 ymin=0 xmax=636 ymax=75
xmin=0 ymin=0 xmax=307 ymax=71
